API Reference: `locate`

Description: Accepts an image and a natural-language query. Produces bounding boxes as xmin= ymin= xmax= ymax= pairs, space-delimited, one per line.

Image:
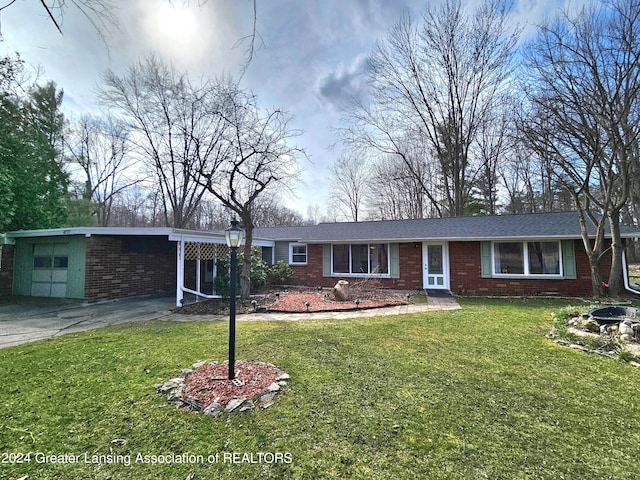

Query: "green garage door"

xmin=31 ymin=243 xmax=69 ymax=297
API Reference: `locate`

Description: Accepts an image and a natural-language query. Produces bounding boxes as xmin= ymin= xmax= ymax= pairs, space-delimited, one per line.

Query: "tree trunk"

xmin=239 ymin=221 xmax=253 ymax=299
xmin=576 ymin=206 xmax=607 ymax=298
xmin=588 ymin=258 xmax=606 ymax=298
xmin=607 ymin=211 xmax=624 ymax=297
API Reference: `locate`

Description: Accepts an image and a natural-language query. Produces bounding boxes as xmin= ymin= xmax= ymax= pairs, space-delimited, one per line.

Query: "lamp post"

xmin=225 ymin=218 xmax=244 ymax=380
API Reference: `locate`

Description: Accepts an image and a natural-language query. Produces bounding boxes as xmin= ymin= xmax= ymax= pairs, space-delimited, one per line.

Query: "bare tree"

xmin=327 ymin=152 xmax=370 ymax=222
xmin=522 ymin=0 xmax=640 ymax=296
xmin=340 ymin=0 xmax=519 ymax=217
xmin=197 ymin=86 xmax=304 ymax=298
xmin=99 ymin=55 xmax=231 ymax=228
xmin=0 ymin=0 xmax=118 ymax=41
xmin=66 ymin=114 xmax=141 ymax=226
xmin=366 ymin=154 xmax=435 ymax=220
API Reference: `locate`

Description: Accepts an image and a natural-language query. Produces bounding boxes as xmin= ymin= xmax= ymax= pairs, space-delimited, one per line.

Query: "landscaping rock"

xmin=225 ymin=398 xmax=246 ymax=413
xmin=620 ymin=321 xmax=635 ymax=336
xmin=334 ymin=280 xmax=350 ymax=301
xmin=156 ymin=379 xmax=182 ymax=393
xmin=167 ymin=386 xmax=184 ymax=402
xmin=260 ymin=392 xmax=275 ymax=407
xmin=582 ymin=318 xmax=600 ymax=333
xmin=239 ymin=400 xmax=255 ymax=412
xmin=203 ymin=402 xmax=222 ymax=417
xmin=267 ymin=382 xmax=281 ymax=392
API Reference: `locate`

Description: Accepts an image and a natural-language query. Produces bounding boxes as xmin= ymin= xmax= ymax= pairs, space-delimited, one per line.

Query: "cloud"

xmin=316 ymin=55 xmax=368 ymax=110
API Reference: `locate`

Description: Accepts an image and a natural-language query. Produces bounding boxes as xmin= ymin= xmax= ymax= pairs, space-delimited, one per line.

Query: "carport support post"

xmin=176 ymin=238 xmax=185 ymax=307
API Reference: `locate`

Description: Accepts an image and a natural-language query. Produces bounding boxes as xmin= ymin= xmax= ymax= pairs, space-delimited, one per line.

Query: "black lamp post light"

xmin=225 ymin=218 xmax=245 ymax=380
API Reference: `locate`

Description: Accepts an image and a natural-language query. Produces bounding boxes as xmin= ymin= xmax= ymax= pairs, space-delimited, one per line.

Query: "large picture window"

xmin=332 ymin=244 xmax=389 ymax=276
xmin=493 ymin=241 xmax=561 ymax=276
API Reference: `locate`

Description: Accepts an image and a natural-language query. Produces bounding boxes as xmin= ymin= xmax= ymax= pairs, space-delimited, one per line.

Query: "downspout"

xmin=622 ymin=250 xmax=640 ymax=296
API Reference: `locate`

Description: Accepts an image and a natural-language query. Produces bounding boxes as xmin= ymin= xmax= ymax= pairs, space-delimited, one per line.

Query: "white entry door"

xmin=422 ymin=242 xmax=449 ymax=289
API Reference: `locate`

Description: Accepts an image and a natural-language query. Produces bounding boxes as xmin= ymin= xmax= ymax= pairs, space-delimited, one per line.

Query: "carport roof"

xmin=3 ymin=212 xmax=639 ymax=246
xmin=1 ymin=227 xmax=274 ymax=247
xmin=255 ymin=211 xmax=640 ymax=243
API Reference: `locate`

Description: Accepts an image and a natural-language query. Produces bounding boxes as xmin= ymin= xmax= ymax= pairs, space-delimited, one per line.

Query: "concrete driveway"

xmin=0 ymin=293 xmax=461 ymax=349
xmin=0 ymin=295 xmax=175 ymax=349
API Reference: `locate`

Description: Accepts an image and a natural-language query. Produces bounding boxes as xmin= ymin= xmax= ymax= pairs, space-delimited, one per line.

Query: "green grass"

xmin=2 ymin=297 xmax=640 ymax=479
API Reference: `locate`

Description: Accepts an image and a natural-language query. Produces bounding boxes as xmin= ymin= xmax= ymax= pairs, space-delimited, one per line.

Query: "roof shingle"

xmin=255 ymin=211 xmax=640 ymax=243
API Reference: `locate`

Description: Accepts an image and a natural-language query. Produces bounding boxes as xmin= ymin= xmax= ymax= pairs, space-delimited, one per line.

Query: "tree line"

xmin=1 ymin=0 xmax=639 ymax=298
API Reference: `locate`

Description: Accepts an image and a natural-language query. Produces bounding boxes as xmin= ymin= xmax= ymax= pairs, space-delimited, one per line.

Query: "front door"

xmin=422 ymin=242 xmax=449 ymax=289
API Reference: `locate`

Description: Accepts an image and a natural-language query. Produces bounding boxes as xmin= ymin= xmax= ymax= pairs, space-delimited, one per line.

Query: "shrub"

xmin=214 ymin=248 xmax=269 ymax=296
xmin=266 ymin=260 xmax=294 ymax=286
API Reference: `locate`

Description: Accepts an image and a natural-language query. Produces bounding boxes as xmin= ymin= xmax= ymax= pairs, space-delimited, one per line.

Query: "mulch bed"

xmin=182 ymin=361 xmax=281 ymax=408
xmin=268 ymin=291 xmax=403 ymax=313
xmin=174 ymin=289 xmax=405 ymax=315
xmin=156 ymin=360 xmax=290 ymax=415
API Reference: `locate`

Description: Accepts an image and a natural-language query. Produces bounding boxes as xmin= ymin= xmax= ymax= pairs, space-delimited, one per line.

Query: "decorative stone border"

xmin=154 ymin=361 xmax=290 ymax=416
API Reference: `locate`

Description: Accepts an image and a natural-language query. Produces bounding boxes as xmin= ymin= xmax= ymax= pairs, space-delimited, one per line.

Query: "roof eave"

xmin=302 ymin=233 xmax=628 ymax=243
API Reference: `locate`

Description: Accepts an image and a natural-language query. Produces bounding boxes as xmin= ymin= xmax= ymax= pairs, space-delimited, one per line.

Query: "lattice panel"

xmin=184 ymin=242 xmax=229 ymax=260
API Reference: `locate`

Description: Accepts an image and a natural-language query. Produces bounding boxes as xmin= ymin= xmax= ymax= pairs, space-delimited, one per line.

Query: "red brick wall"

xmin=0 ymin=244 xmax=15 ymax=296
xmin=84 ymin=236 xmax=177 ymax=302
xmin=288 ymin=240 xmax=613 ymax=297
xmin=449 ymin=240 xmax=605 ymax=297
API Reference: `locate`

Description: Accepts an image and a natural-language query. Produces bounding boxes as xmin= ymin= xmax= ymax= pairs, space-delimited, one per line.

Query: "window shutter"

xmin=480 ymin=242 xmax=492 ymax=278
xmin=389 ymin=243 xmax=400 ymax=279
xmin=562 ymin=240 xmax=577 ymax=279
xmin=322 ymin=244 xmax=331 ymax=277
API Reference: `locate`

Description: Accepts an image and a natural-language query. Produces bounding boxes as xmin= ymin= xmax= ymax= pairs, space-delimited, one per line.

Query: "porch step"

xmin=424 ymin=289 xmax=453 ymax=298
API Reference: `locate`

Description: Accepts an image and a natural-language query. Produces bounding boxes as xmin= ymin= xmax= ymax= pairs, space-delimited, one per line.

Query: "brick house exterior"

xmin=1 ymin=212 xmax=638 ymax=302
xmin=257 ymin=212 xmax=637 ymax=299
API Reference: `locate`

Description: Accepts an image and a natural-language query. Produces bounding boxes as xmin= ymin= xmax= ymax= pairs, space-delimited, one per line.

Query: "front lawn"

xmin=1 ymin=298 xmax=640 ymax=479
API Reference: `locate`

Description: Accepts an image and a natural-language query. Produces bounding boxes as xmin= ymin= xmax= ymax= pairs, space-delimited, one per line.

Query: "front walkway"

xmin=165 ymin=294 xmax=461 ymax=322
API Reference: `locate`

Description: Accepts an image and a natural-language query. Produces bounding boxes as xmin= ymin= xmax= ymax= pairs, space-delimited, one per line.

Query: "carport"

xmin=1 ymin=227 xmax=274 ymax=306
xmin=169 ymin=229 xmax=273 ymax=307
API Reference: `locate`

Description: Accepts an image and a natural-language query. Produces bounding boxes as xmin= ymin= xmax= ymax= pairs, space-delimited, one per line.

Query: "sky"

xmin=0 ymin=0 xmax=588 ymax=219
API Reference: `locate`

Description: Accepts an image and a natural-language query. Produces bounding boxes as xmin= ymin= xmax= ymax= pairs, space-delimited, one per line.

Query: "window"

xmin=528 ymin=242 xmax=560 ymax=274
xmin=494 ymin=242 xmax=524 ymax=274
xmin=53 ymin=256 xmax=69 ymax=269
xmin=493 ymin=241 xmax=561 ymax=276
xmin=332 ymin=244 xmax=390 ymax=276
xmin=34 ymin=256 xmax=53 ymax=269
xmin=33 ymin=244 xmax=69 ymax=270
xmin=370 ymin=244 xmax=389 ymax=274
xmin=289 ymin=243 xmax=307 ymax=264
xmin=332 ymin=244 xmax=350 ymax=273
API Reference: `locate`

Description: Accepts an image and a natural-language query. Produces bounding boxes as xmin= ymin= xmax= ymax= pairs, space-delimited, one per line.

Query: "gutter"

xmin=622 ymin=251 xmax=640 ymax=296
